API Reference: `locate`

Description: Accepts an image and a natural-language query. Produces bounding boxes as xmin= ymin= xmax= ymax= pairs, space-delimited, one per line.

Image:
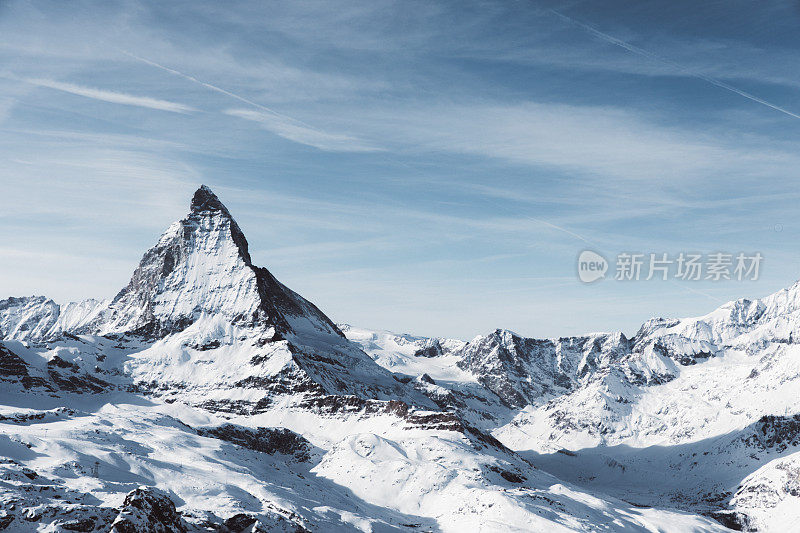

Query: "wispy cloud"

xmin=350 ymin=101 xmax=800 ymax=183
xmin=549 ymin=9 xmax=800 ymax=121
xmin=119 ymin=50 xmax=381 ymax=152
xmin=23 ymin=78 xmax=196 ymax=113
xmin=225 ymin=108 xmax=382 ymax=152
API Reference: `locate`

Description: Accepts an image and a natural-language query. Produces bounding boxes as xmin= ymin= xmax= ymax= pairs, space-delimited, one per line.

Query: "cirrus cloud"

xmin=24 ymin=77 xmax=196 ymax=113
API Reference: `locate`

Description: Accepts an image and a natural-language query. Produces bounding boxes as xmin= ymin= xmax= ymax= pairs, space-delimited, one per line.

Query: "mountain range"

xmin=0 ymin=186 xmax=797 ymax=532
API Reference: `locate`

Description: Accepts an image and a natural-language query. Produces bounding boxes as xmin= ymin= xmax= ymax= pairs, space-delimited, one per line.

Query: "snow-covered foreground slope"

xmin=0 ymin=391 xmax=727 ymax=532
xmin=0 ymin=186 xmax=731 ymax=532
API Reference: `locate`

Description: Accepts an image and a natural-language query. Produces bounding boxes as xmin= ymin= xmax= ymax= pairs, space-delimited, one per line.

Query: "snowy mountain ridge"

xmin=0 ymin=186 xmax=796 ymax=531
xmin=343 ymin=281 xmax=800 ymax=531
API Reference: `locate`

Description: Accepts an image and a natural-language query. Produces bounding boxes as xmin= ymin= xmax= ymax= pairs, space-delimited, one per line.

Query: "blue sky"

xmin=2 ymin=0 xmax=800 ymax=339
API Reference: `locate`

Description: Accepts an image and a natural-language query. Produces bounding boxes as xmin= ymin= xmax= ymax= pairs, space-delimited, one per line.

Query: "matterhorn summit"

xmin=99 ymin=185 xmax=345 ymax=342
xmin=100 ymin=183 xmax=278 ymax=338
xmin=0 ymin=187 xmax=428 ymax=407
xmin=2 ymin=186 xmax=343 ymax=342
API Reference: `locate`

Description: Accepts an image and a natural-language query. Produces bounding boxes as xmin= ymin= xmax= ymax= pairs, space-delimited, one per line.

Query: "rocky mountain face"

xmin=452 ymin=329 xmax=630 ymax=408
xmin=0 ymin=185 xmax=796 ymax=531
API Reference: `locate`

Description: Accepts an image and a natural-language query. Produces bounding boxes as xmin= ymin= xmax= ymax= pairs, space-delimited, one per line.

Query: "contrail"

xmin=479 ymin=196 xmax=596 ymax=245
xmin=523 ymin=214 xmax=595 ymax=245
xmin=669 ymin=279 xmax=725 ymax=303
xmin=119 ymin=50 xmax=322 ymax=129
xmin=550 ymin=9 xmax=800 ymax=121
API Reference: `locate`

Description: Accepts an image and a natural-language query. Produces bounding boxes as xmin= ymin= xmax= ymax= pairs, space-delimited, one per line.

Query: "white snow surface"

xmin=339 ymin=325 xmax=471 ymax=382
xmin=342 ymin=290 xmax=800 ymax=531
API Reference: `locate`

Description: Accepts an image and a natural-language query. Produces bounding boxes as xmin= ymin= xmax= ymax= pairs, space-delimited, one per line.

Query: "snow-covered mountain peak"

xmin=132 ymin=186 xmax=344 ymax=341
xmin=757 ymin=279 xmax=800 ymax=318
xmin=95 ymin=185 xmax=267 ymax=337
xmin=629 ymin=279 xmax=800 ymax=361
xmin=0 ymin=187 xmax=344 ymax=343
xmin=189 ymin=184 xmax=253 ymax=264
xmin=0 ymin=187 xmax=434 ymax=414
